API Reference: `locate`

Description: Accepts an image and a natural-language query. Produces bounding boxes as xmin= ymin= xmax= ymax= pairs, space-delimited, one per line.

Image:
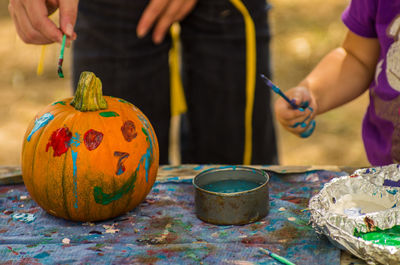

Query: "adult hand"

xmin=137 ymin=0 xmax=198 ymax=44
xmin=8 ymin=0 xmax=78 ymax=45
xmin=274 ymin=86 xmax=317 ymax=137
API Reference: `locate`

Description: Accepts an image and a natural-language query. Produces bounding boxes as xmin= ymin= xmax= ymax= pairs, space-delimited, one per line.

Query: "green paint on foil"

xmin=354 ymin=225 xmax=400 ymax=246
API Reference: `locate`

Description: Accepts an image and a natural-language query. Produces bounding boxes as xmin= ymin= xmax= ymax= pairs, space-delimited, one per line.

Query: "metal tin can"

xmin=193 ymin=166 xmax=270 ymax=225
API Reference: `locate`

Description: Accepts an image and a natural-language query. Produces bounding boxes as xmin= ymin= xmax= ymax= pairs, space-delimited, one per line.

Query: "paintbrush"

xmin=259 ymin=247 xmax=296 ymax=265
xmin=57 ymin=34 xmax=67 ymax=78
xmin=260 ymin=74 xmax=316 ymax=138
xmin=260 ymin=74 xmax=299 ymax=109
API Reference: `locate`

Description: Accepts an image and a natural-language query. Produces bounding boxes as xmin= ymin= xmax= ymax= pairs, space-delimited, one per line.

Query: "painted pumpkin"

xmin=21 ymin=72 xmax=159 ymax=222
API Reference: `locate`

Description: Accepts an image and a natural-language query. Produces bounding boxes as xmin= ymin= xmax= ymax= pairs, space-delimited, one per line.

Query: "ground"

xmin=0 ymin=0 xmax=369 ymax=167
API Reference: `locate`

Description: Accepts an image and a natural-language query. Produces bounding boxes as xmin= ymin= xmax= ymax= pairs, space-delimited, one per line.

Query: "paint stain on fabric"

xmin=46 ymin=127 xmax=72 ymax=156
xmin=121 ymin=120 xmax=137 ymax=142
xmin=114 ymin=151 xmax=129 ymax=175
xmin=34 ymin=252 xmax=50 ymax=259
xmin=84 ymin=129 xmax=103 ymax=151
xmin=99 ymin=111 xmax=119 ymax=117
xmin=27 ymin=112 xmax=54 ymax=141
xmin=11 ymin=212 xmax=36 ymax=223
xmin=7 ymin=246 xmax=19 ymax=255
xmin=280 ymin=195 xmax=308 ymax=205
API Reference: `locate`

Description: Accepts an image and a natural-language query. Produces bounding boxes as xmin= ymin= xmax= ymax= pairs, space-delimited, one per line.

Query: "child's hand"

xmin=274 ymin=86 xmax=317 ymax=138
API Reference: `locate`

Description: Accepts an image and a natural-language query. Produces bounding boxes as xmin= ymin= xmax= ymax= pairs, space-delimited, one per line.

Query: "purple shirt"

xmin=342 ymin=0 xmax=400 ymax=165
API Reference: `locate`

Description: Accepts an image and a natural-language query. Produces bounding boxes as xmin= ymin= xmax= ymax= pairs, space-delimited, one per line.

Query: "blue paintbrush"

xmin=260 ymin=74 xmax=316 ymax=138
xmin=260 ymin=74 xmax=299 ymax=109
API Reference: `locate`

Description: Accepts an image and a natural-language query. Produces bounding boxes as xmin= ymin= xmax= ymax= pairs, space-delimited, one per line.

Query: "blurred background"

xmin=0 ymin=0 xmax=369 ymax=167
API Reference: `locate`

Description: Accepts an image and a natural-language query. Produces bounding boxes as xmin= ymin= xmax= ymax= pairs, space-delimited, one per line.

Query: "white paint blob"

xmin=330 ymin=193 xmax=395 ymax=216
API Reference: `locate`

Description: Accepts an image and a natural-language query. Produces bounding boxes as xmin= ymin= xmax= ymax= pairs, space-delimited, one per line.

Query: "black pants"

xmin=73 ymin=0 xmax=278 ymax=165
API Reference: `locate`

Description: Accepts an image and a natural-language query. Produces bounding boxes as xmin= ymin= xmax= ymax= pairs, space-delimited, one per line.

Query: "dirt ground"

xmin=0 ymin=0 xmax=369 ymax=167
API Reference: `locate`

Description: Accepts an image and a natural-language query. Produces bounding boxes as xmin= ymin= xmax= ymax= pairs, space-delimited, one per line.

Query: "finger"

xmin=152 ymin=0 xmax=183 ymax=43
xmin=274 ymin=97 xmax=309 ymax=122
xmin=174 ymin=0 xmax=197 ymax=21
xmin=9 ymin=1 xmax=54 ymax=44
xmin=291 ymin=86 xmax=312 ymax=108
xmin=284 ymin=117 xmax=314 ymax=136
xmin=300 ymin=120 xmax=316 ymax=138
xmin=25 ymin=0 xmax=63 ymax=43
xmin=289 ymin=107 xmax=316 ymax=127
xmin=59 ymin=0 xmax=79 ymax=38
xmin=137 ymin=0 xmax=170 ymax=38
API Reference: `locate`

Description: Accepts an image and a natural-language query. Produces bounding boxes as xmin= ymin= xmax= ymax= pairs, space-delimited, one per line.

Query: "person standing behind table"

xmin=8 ymin=0 xmax=278 ymax=166
xmin=273 ymin=0 xmax=400 ymax=166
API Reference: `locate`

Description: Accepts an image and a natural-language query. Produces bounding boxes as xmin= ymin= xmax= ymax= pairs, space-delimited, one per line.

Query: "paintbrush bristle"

xmin=259 ymin=247 xmax=271 ymax=255
xmin=58 ymin=67 xmax=64 ymax=78
xmin=260 ymin=74 xmax=279 ymax=93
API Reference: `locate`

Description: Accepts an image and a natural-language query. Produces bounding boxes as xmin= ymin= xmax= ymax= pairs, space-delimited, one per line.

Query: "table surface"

xmin=0 ymin=165 xmax=367 ymax=264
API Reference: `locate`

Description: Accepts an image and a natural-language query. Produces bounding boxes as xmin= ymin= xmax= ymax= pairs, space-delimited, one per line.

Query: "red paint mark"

xmin=114 ymin=151 xmax=129 ymax=175
xmin=241 ymin=235 xmax=266 ymax=244
xmin=3 ymin=210 xmax=13 ymax=215
xmin=364 ymin=216 xmax=376 ymax=232
xmin=7 ymin=246 xmax=19 ymax=255
xmin=121 ymin=120 xmax=137 ymax=142
xmin=46 ymin=127 xmax=72 ymax=156
xmin=84 ymin=129 xmax=103 ymax=151
xmin=280 ymin=195 xmax=307 ymax=204
xmin=350 ymin=174 xmax=359 ymax=178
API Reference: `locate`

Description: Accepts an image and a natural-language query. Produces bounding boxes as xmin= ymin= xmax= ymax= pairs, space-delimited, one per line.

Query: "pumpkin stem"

xmin=70 ymin=72 xmax=108 ymax=111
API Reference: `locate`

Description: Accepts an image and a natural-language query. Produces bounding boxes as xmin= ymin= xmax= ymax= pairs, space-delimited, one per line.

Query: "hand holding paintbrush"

xmin=261 ymin=74 xmax=316 ymax=138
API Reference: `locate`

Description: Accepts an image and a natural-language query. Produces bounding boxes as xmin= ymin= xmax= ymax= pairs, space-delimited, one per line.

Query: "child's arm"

xmin=274 ymin=30 xmax=380 ymax=136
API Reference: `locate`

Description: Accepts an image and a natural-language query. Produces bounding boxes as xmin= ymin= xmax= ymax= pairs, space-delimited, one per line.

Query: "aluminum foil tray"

xmin=309 ymin=164 xmax=400 ymax=265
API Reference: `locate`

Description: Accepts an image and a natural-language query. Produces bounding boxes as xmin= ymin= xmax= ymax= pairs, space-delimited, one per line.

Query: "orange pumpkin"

xmin=21 ymin=72 xmax=159 ymax=221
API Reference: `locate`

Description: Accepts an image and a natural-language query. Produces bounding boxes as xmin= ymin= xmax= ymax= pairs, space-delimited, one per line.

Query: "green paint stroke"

xmin=93 ymin=171 xmax=137 ymax=205
xmin=52 ymin=101 xmax=66 ymax=105
xmin=118 ymin=99 xmax=133 ymax=105
xmin=354 ymin=225 xmax=400 ymax=246
xmin=99 ymin=111 xmax=120 ymax=117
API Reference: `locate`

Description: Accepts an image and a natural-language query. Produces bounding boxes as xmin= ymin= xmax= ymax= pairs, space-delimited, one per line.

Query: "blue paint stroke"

xmin=383 ymin=179 xmax=400 ymax=188
xmin=193 ymin=165 xmax=205 ymax=171
xmin=137 ymin=113 xmax=156 ymax=182
xmin=34 ymin=252 xmax=50 ymax=259
xmin=387 ymin=189 xmax=398 ymax=195
xmin=70 ymin=132 xmax=81 ymax=209
xmin=71 ymin=150 xmax=78 ymax=209
xmin=27 ymin=112 xmax=54 ymax=141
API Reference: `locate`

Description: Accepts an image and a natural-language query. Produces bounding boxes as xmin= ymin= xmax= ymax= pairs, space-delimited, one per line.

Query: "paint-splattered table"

xmin=0 ymin=165 xmax=366 ymax=264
